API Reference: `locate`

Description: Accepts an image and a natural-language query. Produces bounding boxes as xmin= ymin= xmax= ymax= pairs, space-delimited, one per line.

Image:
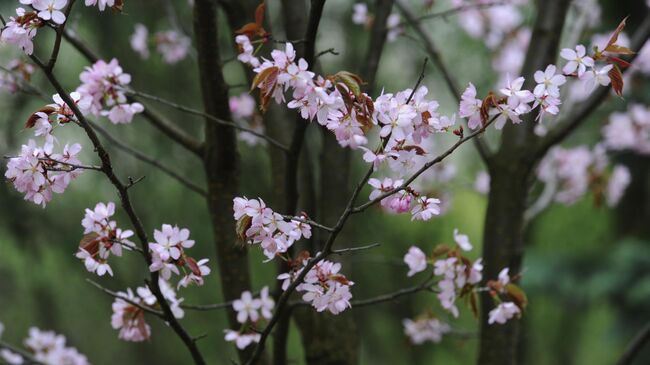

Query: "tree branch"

xmin=28 ymin=51 xmax=207 ymax=365
xmin=88 ymin=120 xmax=207 ymax=197
xmin=396 ymin=0 xmax=493 ymax=163
xmin=86 ymin=279 xmax=164 ymax=317
xmin=127 ymin=88 xmax=289 ymax=152
xmin=536 ymin=13 xmax=650 ymax=160
xmin=615 ymin=320 xmax=650 ymax=365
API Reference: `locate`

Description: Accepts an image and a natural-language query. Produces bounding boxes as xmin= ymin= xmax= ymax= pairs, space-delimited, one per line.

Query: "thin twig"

xmin=29 ymin=46 xmax=206 ymax=364
xmin=87 ymin=120 xmax=208 ymax=197
xmin=0 ymin=341 xmax=46 ymax=365
xmin=315 ymin=47 xmax=339 ymax=58
xmin=615 ymin=320 xmax=650 ymax=365
xmin=397 ymin=0 xmax=493 ymax=163
xmin=352 ymin=116 xmax=497 ymax=213
xmin=396 ymin=1 xmax=507 ymax=28
xmin=331 ymin=243 xmax=380 ymax=255
xmin=46 ymin=0 xmax=76 ymax=72
xmin=126 ymin=88 xmax=290 ymax=153
xmin=86 ymin=279 xmax=164 ymax=317
xmin=279 ymin=214 xmax=334 ymax=232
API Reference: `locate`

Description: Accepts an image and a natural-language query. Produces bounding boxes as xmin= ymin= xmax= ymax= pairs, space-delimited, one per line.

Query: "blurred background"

xmin=1 ymin=0 xmax=649 ymax=364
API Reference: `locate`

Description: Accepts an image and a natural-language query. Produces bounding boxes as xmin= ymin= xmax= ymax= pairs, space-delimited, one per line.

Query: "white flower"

xmin=232 ymin=291 xmax=261 ymax=323
xmin=453 ymin=229 xmax=472 ymax=251
xmin=560 ymin=45 xmax=594 ymax=77
xmin=488 ymin=302 xmax=521 ymax=324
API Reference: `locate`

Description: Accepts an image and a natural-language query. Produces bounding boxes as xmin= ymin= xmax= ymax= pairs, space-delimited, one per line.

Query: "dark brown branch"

xmin=46 ymin=0 xmax=76 ymax=72
xmin=127 ymin=89 xmax=289 ymax=152
xmin=536 ymin=13 xmax=650 ymax=160
xmin=28 ymin=52 xmax=207 ymax=365
xmin=396 ymin=0 xmax=493 ymax=163
xmin=615 ymin=320 xmax=650 ymax=365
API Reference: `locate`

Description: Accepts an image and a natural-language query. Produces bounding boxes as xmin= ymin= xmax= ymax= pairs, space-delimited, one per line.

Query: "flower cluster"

xmin=0 ymin=7 xmax=43 ymax=55
xmin=278 ymin=255 xmax=354 ymax=315
xmin=148 ymin=224 xmax=211 ymax=288
xmin=223 ymin=287 xmax=274 ymax=349
xmin=5 ymin=92 xmax=91 ymax=207
xmin=0 ymin=326 xmax=91 ymax=365
xmin=84 ymin=0 xmax=119 ymax=11
xmin=402 ymin=316 xmax=451 ymax=345
xmin=111 ymin=280 xmax=184 ymax=342
xmin=0 ymin=59 xmax=35 ymax=94
xmin=537 ymin=144 xmax=630 ymax=207
xmin=75 ymin=202 xmax=135 ymax=276
xmin=368 ymin=177 xmax=442 ymax=220
xmin=130 ymin=24 xmax=191 ymax=64
xmin=233 ymin=197 xmax=312 ymax=261
xmin=403 ymin=229 xmax=525 ymax=333
xmin=602 ymin=104 xmax=650 ymax=155
xmin=5 ymin=139 xmax=83 ymax=207
xmin=75 ymin=59 xmax=144 ymax=124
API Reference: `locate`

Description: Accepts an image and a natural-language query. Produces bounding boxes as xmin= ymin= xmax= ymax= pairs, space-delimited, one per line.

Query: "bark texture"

xmin=478 ymin=1 xmax=571 ymax=364
xmin=193 ymin=1 xmax=256 ymax=363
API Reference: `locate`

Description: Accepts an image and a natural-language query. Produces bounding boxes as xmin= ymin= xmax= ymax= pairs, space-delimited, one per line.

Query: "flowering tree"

xmin=1 ymin=1 xmax=650 ymax=365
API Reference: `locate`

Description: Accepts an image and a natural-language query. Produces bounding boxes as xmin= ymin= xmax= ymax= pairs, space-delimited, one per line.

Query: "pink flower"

xmin=453 ymin=229 xmax=473 ymax=251
xmin=411 ymin=196 xmax=441 ymax=221
xmin=148 ymin=224 xmax=194 ymax=261
xmin=582 ymin=65 xmax=613 ymax=92
xmin=459 ymin=83 xmax=482 ymax=129
xmin=606 ymin=165 xmax=630 ymax=207
xmin=130 ymin=24 xmax=150 ymax=59
xmin=403 ymin=317 xmax=450 ymax=344
xmin=101 ymin=103 xmax=144 ymax=124
xmin=111 ymin=289 xmax=151 ymax=342
xmin=404 ymin=246 xmax=427 ymax=277
xmin=155 ymin=30 xmax=191 ymax=64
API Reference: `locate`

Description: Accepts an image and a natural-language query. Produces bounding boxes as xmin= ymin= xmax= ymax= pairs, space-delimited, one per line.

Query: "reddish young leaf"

xmin=505 ymin=283 xmax=528 ymax=311
xmin=608 ymin=64 xmax=624 ymax=97
xmin=255 ymin=2 xmax=266 ymax=27
xmin=24 ymin=106 xmax=55 ymax=128
xmin=605 ymin=16 xmax=629 ymax=51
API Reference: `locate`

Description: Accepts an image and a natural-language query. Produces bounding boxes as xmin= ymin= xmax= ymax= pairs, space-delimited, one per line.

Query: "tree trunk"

xmin=192 ymin=1 xmax=256 ymax=363
xmin=478 ymin=0 xmax=571 ymax=363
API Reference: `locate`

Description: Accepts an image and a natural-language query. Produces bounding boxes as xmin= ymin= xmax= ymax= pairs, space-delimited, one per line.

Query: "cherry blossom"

xmin=403 ymin=317 xmax=450 ymax=344
xmin=224 ymin=330 xmax=261 ymax=350
xmin=259 ymin=286 xmax=275 ymax=320
xmin=84 ymin=0 xmax=115 ymax=11
xmin=33 ymin=0 xmax=68 ymax=25
xmin=453 ymin=229 xmax=472 ymax=251
xmin=0 ymin=8 xmax=41 ymax=55
xmin=111 ymin=288 xmax=151 ymax=342
xmin=76 ymin=201 xmax=135 ymax=276
xmin=533 ymin=64 xmax=566 ymax=97
xmin=582 ymin=64 xmax=613 ymax=92
xmin=75 ymin=58 xmax=143 ymax=124
xmin=606 ymin=166 xmax=631 ymax=207
xmin=233 ymin=197 xmax=312 ymax=261
xmin=351 ymin=3 xmax=368 ymax=25
xmin=0 ymin=349 xmax=23 ymax=365
xmin=23 ymin=327 xmax=89 ymax=364
xmin=5 ymin=139 xmax=84 ymax=207
xmin=149 ymin=224 xmax=195 ymax=262
xmin=488 ymin=302 xmax=521 ymax=324
xmin=155 ymin=30 xmax=191 ymax=64
xmin=602 ymin=104 xmax=650 ymax=155
xmin=404 ymin=246 xmax=427 ymax=277
xmin=233 ymin=290 xmax=262 ymax=323
xmin=459 ymin=83 xmax=482 ymax=129
xmin=560 ymin=45 xmax=595 ymax=77
xmin=130 ymin=24 xmax=150 ymax=59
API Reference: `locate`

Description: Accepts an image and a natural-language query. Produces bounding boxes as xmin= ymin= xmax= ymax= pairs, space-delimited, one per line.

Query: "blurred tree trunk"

xmin=192 ymin=1 xmax=258 ymax=363
xmin=478 ymin=0 xmax=571 ymax=364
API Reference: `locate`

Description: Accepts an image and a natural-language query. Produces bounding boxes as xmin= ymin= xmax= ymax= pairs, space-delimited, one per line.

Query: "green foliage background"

xmin=0 ymin=1 xmax=649 ymax=364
